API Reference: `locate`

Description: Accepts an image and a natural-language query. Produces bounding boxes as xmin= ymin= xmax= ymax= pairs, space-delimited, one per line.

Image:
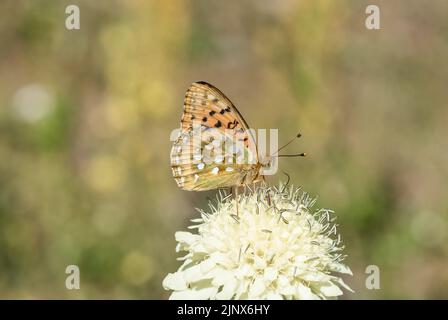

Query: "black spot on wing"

xmin=227 ymin=120 xmax=238 ymax=129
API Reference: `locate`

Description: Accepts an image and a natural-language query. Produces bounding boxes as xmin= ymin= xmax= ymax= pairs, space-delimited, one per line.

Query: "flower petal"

xmin=215 ymin=277 xmax=238 ymax=299
xmin=248 ymin=277 xmax=266 ymax=298
xmin=162 ymin=272 xmax=188 ymax=291
xmin=319 ymin=282 xmax=344 ymax=297
xmin=334 ymin=277 xmax=354 ymax=293
xmin=297 ymin=283 xmax=320 ymax=300
xmin=175 ymin=231 xmax=199 ymax=245
xmin=169 ymin=287 xmax=217 ymax=300
xmin=263 ymin=267 xmax=278 ymax=282
xmin=329 ymin=262 xmax=353 ymax=275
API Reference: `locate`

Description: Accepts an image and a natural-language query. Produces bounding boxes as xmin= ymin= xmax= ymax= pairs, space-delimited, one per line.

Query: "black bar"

xmin=0 ymin=300 xmax=443 ymax=319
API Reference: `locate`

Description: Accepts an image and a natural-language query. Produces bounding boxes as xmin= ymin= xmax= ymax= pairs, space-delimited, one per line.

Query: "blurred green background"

xmin=0 ymin=0 xmax=447 ymax=299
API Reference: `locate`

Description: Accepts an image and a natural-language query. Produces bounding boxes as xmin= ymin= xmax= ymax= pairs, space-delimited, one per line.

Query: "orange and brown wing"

xmin=170 ymin=81 xmax=259 ymax=191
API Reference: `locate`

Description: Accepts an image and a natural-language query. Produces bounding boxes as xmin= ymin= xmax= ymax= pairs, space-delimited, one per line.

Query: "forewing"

xmin=171 ymin=81 xmax=259 ymax=191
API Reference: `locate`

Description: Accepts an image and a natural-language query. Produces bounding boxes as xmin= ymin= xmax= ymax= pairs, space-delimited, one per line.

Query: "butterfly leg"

xmin=234 ymin=186 xmax=239 ymax=218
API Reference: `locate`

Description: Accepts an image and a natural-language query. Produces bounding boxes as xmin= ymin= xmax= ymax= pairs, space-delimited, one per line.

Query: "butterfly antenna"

xmin=277 ymin=153 xmax=306 ymax=157
xmin=272 ymin=133 xmax=302 ymax=156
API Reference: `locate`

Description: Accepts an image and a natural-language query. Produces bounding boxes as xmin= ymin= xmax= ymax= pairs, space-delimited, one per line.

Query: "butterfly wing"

xmin=171 ymin=81 xmax=259 ymax=191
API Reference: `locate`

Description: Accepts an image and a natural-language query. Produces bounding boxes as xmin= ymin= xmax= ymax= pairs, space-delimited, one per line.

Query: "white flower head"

xmin=163 ymin=184 xmax=353 ymax=300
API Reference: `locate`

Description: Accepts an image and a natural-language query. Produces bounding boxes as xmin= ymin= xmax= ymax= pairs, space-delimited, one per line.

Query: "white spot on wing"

xmin=172 ymin=156 xmax=180 ymax=164
xmin=225 ymin=167 xmax=234 ymax=172
xmin=212 ymin=139 xmax=221 ymax=147
xmin=197 ymin=163 xmax=205 ymax=170
xmin=215 ymin=155 xmax=224 ymax=163
xmin=211 ymin=167 xmax=219 ymax=175
xmin=218 ymin=101 xmax=227 ymax=108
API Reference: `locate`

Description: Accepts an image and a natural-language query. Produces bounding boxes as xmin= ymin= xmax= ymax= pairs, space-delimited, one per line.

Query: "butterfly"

xmin=170 ymin=81 xmax=304 ymax=192
xmin=170 ymin=81 xmax=264 ymax=191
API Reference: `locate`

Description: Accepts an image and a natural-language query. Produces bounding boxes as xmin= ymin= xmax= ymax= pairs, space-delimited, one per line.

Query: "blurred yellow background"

xmin=0 ymin=0 xmax=447 ymax=299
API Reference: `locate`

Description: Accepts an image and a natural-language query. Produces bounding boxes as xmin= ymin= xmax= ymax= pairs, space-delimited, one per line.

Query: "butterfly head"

xmin=250 ymin=156 xmax=274 ymax=182
xmin=255 ymin=133 xmax=306 ymax=180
